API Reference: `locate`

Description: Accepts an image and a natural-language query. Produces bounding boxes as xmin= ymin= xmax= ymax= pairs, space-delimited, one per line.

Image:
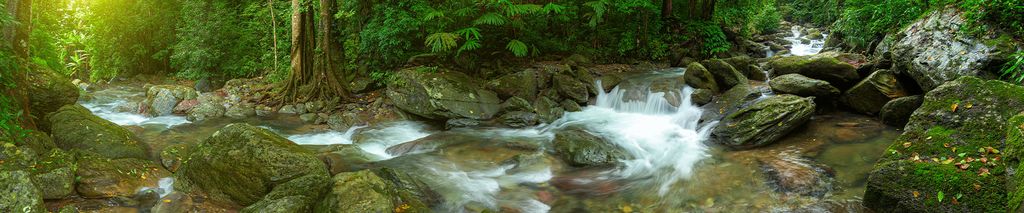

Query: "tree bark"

xmin=662 ymin=0 xmax=672 ymax=19
xmin=268 ymin=0 xmax=279 ymax=75
xmin=280 ymin=0 xmax=349 ymax=104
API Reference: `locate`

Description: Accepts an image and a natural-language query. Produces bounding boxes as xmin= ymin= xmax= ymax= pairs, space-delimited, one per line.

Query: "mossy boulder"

xmin=488 ymin=69 xmax=539 ymax=100
xmin=769 ymin=74 xmax=841 ymax=98
xmin=879 ymin=95 xmax=924 ymax=127
xmin=553 ymin=74 xmax=590 ymax=103
xmin=26 ymin=69 xmax=79 ymax=132
xmin=711 ymin=95 xmax=816 ymax=149
xmin=387 ymin=68 xmax=502 ymax=121
xmin=769 ymin=54 xmax=860 ymax=89
xmin=18 ymin=131 xmax=57 ymax=156
xmin=31 ymin=149 xmax=77 ymax=199
xmin=1007 ymin=113 xmax=1024 ymax=212
xmin=75 ymin=154 xmax=169 ymax=198
xmin=48 ymin=105 xmax=148 ymax=159
xmin=701 ymin=83 xmax=760 ymax=122
xmin=534 ymin=97 xmax=564 ymax=123
xmin=174 ymin=123 xmax=329 ymax=211
xmin=160 ymin=143 xmax=193 ymax=173
xmin=315 ymin=168 xmax=441 ymax=213
xmin=863 ymin=77 xmax=1024 ymax=212
xmin=722 ymin=56 xmax=756 ymax=78
xmin=145 ymin=85 xmax=198 ymax=117
xmin=553 ymin=129 xmax=629 ymax=167
xmin=317 ymin=144 xmax=375 ymax=175
xmin=0 ymin=170 xmax=46 ymax=212
xmin=700 ymin=59 xmax=748 ymax=90
xmin=842 ymin=70 xmax=910 ymax=115
xmin=684 ymin=62 xmax=719 ymax=93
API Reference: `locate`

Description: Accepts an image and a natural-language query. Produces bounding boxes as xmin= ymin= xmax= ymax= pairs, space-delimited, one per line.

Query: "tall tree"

xmin=280 ymin=0 xmax=349 ymax=104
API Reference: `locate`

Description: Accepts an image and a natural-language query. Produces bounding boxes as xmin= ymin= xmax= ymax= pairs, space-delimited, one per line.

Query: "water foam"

xmin=785 ymin=26 xmax=828 ymax=56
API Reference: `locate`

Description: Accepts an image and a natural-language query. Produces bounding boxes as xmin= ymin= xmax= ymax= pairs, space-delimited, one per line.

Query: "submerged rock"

xmin=876 ymin=8 xmax=1017 ymax=91
xmin=769 ymin=54 xmax=860 ymax=89
xmin=48 ymin=105 xmax=149 ymax=159
xmin=842 ymin=70 xmax=909 ymax=115
xmin=879 ymin=95 xmax=923 ymax=127
xmin=76 ymin=155 xmax=169 ymax=198
xmin=500 ymin=111 xmax=539 ymax=128
xmin=770 ymin=74 xmax=841 ymax=98
xmin=553 ymin=129 xmax=628 ymax=167
xmin=315 ymin=168 xmax=441 ymax=213
xmin=864 ymin=77 xmax=1024 ymax=212
xmin=387 ymin=68 xmax=501 ymax=121
xmin=26 ymin=69 xmax=79 ymax=132
xmin=711 ymin=95 xmax=816 ymax=149
xmin=758 ymin=155 xmax=835 ymax=197
xmin=318 ymin=145 xmax=375 ymax=175
xmin=175 ymin=123 xmax=329 ymax=211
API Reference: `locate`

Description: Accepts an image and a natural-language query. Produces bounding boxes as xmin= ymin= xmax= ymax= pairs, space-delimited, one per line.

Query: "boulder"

xmin=174 ymin=123 xmax=329 ymax=211
xmin=173 ymin=99 xmax=199 ymax=114
xmin=31 ymin=149 xmax=77 ymax=199
xmin=598 ymin=74 xmax=624 ymax=93
xmin=145 ymin=85 xmax=198 ymax=117
xmin=722 ymin=56 xmax=756 ymax=78
xmin=1007 ymin=113 xmax=1024 ymax=212
xmin=863 ymin=77 xmax=1024 ymax=212
xmin=534 ymin=97 xmax=565 ymax=123
xmin=691 ymin=89 xmax=713 ymax=106
xmin=488 ymin=69 xmax=539 ymax=100
xmin=387 ymin=68 xmax=501 ymax=120
xmin=225 ymin=104 xmax=256 ymax=119
xmin=553 ymin=74 xmax=590 ymax=103
xmin=75 ymin=155 xmax=169 ymax=198
xmin=711 ymin=95 xmax=816 ymax=149
xmin=48 ymin=105 xmax=148 ymax=159
xmin=879 ymin=95 xmax=923 ymax=127
xmin=684 ymin=62 xmax=719 ymax=93
xmin=160 ymin=143 xmax=192 ymax=173
xmin=841 ymin=70 xmax=909 ymax=115
xmin=0 ymin=171 xmax=45 ymax=212
xmin=770 ymin=74 xmax=841 ymax=98
xmin=553 ymin=129 xmax=628 ymax=167
xmin=26 ymin=69 xmax=79 ymax=132
xmin=759 ymin=156 xmax=835 ymax=197
xmin=561 ymin=99 xmax=583 ymax=112
xmin=701 ymin=59 xmax=748 ymax=90
xmin=317 ymin=145 xmax=375 ymax=175
xmin=875 ymin=8 xmax=1017 ymax=91
xmin=701 ymin=83 xmax=760 ymax=122
xmin=315 ymin=168 xmax=440 ymax=213
xmin=769 ymin=54 xmax=860 ymax=89
xmin=500 ymin=111 xmax=539 ymax=128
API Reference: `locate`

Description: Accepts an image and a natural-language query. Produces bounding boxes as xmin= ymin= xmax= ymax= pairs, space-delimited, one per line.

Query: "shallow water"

xmin=786 ymin=26 xmax=828 ymax=56
xmin=78 ymin=69 xmax=897 ymax=212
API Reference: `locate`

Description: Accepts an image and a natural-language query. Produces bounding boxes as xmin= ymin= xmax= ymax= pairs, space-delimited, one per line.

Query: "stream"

xmin=75 ymin=29 xmax=891 ymax=212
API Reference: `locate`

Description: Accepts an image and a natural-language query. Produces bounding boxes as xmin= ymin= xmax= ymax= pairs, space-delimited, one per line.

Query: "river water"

xmin=79 ymin=66 xmax=894 ymax=212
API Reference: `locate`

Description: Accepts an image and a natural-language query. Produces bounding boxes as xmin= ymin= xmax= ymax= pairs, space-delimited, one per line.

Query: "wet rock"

xmin=19 ymin=131 xmax=57 ymax=155
xmin=327 ymin=112 xmax=361 ymax=131
xmin=160 ymin=143 xmax=192 ymax=173
xmin=598 ymin=74 xmax=624 ymax=92
xmin=488 ymin=69 xmax=539 ymax=101
xmin=26 ymin=69 xmax=79 ymax=132
xmin=748 ymin=65 xmax=768 ymax=81
xmin=864 ymin=77 xmax=1024 ymax=212
xmin=0 ymin=170 xmax=46 ymax=212
xmin=879 ymin=95 xmax=924 ymax=127
xmin=711 ymin=95 xmax=816 ymax=149
xmin=173 ymin=99 xmax=199 ymax=114
xmin=30 ymin=149 xmax=77 ymax=199
xmin=318 ymin=145 xmax=374 ymax=175
xmin=315 ymin=168 xmax=440 ymax=212
xmin=502 ymin=96 xmax=533 ymax=112
xmin=500 ymin=111 xmax=539 ymax=128
xmin=224 ymin=104 xmax=256 ymax=119
xmin=187 ymin=92 xmax=226 ymax=122
xmin=875 ymin=8 xmax=1017 ymax=91
xmin=769 ymin=74 xmax=841 ymax=98
xmin=388 ymin=68 xmax=501 ymax=120
xmin=48 ymin=105 xmax=148 ymax=159
xmin=769 ymin=54 xmax=860 ymax=89
xmin=561 ymin=99 xmax=583 ymax=112
xmin=534 ymin=97 xmax=565 ymax=123
xmin=145 ymin=85 xmax=198 ymax=117
xmin=76 ymin=155 xmax=169 ymax=198
xmin=722 ymin=56 xmax=756 ymax=78
xmin=841 ymin=70 xmax=909 ymax=115
xmin=175 ymin=123 xmax=329 ymax=210
xmin=446 ymin=119 xmax=482 ymax=129
xmin=701 ymin=59 xmax=748 ymax=90
xmin=702 ymin=83 xmax=760 ymax=122
xmin=279 ymin=105 xmax=298 ymax=114
xmin=299 ymin=113 xmax=318 ymax=123
xmin=684 ymin=62 xmax=719 ymax=93
xmin=806 ymin=29 xmax=824 ymax=40
xmin=691 ymin=89 xmax=713 ymax=106
xmin=554 ymin=74 xmax=590 ymax=103
xmin=0 ymin=143 xmax=36 ymax=173
xmin=1008 ymin=114 xmax=1024 ymax=212
xmin=759 ymin=155 xmax=834 ymax=197
xmin=553 ymin=129 xmax=628 ymax=167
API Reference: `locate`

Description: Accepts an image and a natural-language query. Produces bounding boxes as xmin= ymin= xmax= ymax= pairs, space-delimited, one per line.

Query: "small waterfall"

xmin=550 ymin=79 xmax=716 ymax=195
xmin=785 ymin=26 xmax=828 ymax=56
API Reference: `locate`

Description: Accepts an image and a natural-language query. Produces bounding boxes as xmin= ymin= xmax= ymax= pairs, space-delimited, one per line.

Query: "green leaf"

xmin=473 ymin=12 xmax=507 ymax=26
xmin=425 ymin=33 xmax=459 ymax=53
xmin=506 ymin=39 xmax=528 ymax=57
xmin=454 ymin=27 xmax=482 ymax=40
xmin=457 ymin=39 xmax=482 ymax=55
xmin=543 ymin=3 xmax=567 ymax=14
xmin=937 ymin=191 xmax=945 ymax=203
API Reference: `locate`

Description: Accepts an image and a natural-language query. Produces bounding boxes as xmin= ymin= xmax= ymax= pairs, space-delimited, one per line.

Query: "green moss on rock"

xmin=48 ymin=105 xmax=148 ymax=159
xmin=75 ymin=154 xmax=169 ymax=198
xmin=27 ymin=69 xmax=79 ymax=132
xmin=315 ymin=168 xmax=440 ymax=213
xmin=0 ymin=170 xmax=46 ymax=212
xmin=711 ymin=95 xmax=816 ymax=149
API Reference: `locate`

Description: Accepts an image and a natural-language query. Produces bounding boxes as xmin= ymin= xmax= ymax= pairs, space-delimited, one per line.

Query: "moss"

xmin=48 ymin=105 xmax=148 ymax=159
xmin=1007 ymin=113 xmax=1024 ymax=211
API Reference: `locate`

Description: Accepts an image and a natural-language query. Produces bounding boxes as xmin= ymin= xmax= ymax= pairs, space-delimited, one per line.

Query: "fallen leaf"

xmin=942 ymin=158 xmax=955 ymax=164
xmin=913 ymin=191 xmax=920 ymax=198
xmin=958 ymin=163 xmax=970 ymax=170
xmin=979 ymin=167 xmax=991 ymax=176
xmin=903 ymin=142 xmax=912 ymax=148
xmin=951 ymin=103 xmax=958 ymax=112
xmin=974 ymin=183 xmax=982 ymax=191
xmin=944 ymin=143 xmax=951 ymax=148
xmin=980 ymin=157 xmax=987 ymax=163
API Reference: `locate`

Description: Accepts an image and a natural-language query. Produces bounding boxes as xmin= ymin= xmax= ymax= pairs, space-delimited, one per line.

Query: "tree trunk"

xmin=662 ymin=0 xmax=672 ymax=19
xmin=279 ymin=0 xmax=349 ymax=104
xmin=268 ymin=0 xmax=279 ymax=75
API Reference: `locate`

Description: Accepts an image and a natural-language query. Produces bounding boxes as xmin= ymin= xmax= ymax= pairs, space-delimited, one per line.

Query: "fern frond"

xmin=454 ymin=7 xmax=476 ymax=17
xmin=506 ymin=4 xmax=543 ymax=16
xmin=454 ymin=27 xmax=482 ymax=40
xmin=506 ymin=39 xmax=528 ymax=57
xmin=473 ymin=12 xmax=507 ymax=26
xmin=543 ymin=3 xmax=568 ymax=14
xmin=457 ymin=39 xmax=482 ymax=55
xmin=423 ymin=9 xmax=445 ymax=21
xmin=584 ymin=1 xmax=608 ymax=27
xmin=425 ymin=32 xmax=459 ymax=53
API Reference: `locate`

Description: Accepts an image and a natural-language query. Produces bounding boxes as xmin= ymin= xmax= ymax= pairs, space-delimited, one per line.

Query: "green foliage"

xmin=687 ymin=22 xmax=731 ymax=56
xmin=777 ymin=0 xmax=840 ymax=26
xmin=1002 ymin=51 xmax=1024 ymax=84
xmin=86 ymin=0 xmax=181 ymax=81
xmin=961 ymin=0 xmax=1024 ymax=37
xmin=833 ymin=0 xmax=931 ymax=48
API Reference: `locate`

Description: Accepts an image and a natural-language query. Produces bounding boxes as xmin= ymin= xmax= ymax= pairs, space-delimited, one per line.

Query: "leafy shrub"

xmin=1003 ymin=51 xmax=1024 ymax=84
xmin=833 ymin=0 xmax=930 ymax=48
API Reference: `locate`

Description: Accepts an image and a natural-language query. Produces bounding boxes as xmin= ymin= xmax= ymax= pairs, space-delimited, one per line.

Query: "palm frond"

xmin=506 ymin=39 xmax=528 ymax=57
xmin=454 ymin=27 xmax=482 ymax=40
xmin=425 ymin=32 xmax=459 ymax=53
xmin=473 ymin=12 xmax=508 ymax=26
xmin=457 ymin=39 xmax=482 ymax=55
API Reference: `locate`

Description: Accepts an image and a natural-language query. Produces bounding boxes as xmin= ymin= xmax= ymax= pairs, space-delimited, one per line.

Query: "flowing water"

xmin=78 ymin=68 xmax=896 ymax=212
xmin=785 ymin=26 xmax=828 ymax=56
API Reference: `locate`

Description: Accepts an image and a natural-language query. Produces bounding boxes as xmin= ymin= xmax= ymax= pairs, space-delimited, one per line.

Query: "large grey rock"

xmin=553 ymin=129 xmax=628 ymax=167
xmin=841 ymin=70 xmax=909 ymax=115
xmin=684 ymin=62 xmax=719 ymax=93
xmin=488 ymin=69 xmax=539 ymax=100
xmin=387 ymin=69 xmax=501 ymax=120
xmin=711 ymin=95 xmax=816 ymax=149
xmin=875 ymin=8 xmax=1017 ymax=91
xmin=879 ymin=95 xmax=923 ymax=127
xmin=701 ymin=59 xmax=748 ymax=90
xmin=145 ymin=85 xmax=198 ymax=117
xmin=534 ymin=97 xmax=564 ymax=123
xmin=0 ymin=171 xmax=45 ymax=212
xmin=314 ymin=168 xmax=440 ymax=213
xmin=553 ymin=74 xmax=590 ymax=103
xmin=770 ymin=74 xmax=841 ymax=98
xmin=769 ymin=54 xmax=861 ymax=89
xmin=26 ymin=69 xmax=79 ymax=132
xmin=175 ymin=123 xmax=330 ymax=211
xmin=48 ymin=105 xmax=148 ymax=159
